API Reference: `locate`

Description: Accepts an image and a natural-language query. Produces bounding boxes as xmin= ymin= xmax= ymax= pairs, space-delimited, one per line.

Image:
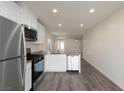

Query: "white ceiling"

xmin=25 ymin=1 xmax=124 ymax=39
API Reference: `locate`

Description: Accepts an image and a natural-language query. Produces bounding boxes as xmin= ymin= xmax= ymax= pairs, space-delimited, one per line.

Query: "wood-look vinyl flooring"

xmin=34 ymin=59 xmax=122 ymax=91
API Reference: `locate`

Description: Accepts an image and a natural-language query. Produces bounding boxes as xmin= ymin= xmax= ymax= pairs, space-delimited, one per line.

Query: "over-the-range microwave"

xmin=24 ymin=25 xmax=37 ymax=42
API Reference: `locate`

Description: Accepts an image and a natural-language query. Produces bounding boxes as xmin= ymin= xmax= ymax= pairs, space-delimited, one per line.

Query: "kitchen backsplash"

xmin=26 ymin=42 xmax=44 ymax=53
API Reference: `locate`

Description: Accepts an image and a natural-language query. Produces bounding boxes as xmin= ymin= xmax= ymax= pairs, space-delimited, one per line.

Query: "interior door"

xmin=0 ymin=58 xmax=23 ymax=91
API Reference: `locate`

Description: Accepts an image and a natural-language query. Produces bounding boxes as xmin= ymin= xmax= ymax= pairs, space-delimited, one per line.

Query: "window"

xmin=56 ymin=39 xmax=65 ymax=52
xmin=60 ymin=41 xmax=64 ymax=50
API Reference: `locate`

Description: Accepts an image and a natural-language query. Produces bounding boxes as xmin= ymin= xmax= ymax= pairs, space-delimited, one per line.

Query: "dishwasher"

xmin=66 ymin=54 xmax=80 ymax=72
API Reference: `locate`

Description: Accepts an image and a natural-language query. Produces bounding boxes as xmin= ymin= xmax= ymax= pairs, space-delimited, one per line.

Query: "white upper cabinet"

xmin=40 ymin=23 xmax=46 ymax=45
xmin=0 ymin=1 xmax=21 ymax=23
xmin=36 ymin=22 xmax=46 ymax=44
xmin=0 ymin=1 xmax=37 ymax=29
xmin=31 ymin=12 xmax=37 ymax=30
xmin=21 ymin=4 xmax=37 ymax=30
xmin=21 ymin=5 xmax=32 ymax=26
xmin=0 ymin=1 xmax=45 ymax=45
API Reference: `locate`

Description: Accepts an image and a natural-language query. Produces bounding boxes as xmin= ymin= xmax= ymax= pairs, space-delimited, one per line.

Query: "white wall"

xmin=83 ymin=8 xmax=124 ymax=90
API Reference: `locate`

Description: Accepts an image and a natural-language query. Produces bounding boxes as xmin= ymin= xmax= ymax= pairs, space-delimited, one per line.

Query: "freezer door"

xmin=0 ymin=16 xmax=23 ymax=61
xmin=0 ymin=57 xmax=26 ymax=91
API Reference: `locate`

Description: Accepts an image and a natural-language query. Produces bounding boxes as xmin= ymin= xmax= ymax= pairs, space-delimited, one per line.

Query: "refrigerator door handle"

xmin=18 ymin=56 xmax=26 ymax=90
xmin=19 ymin=57 xmax=24 ymax=89
xmin=21 ymin=26 xmax=26 ymax=90
xmin=20 ymin=25 xmax=26 ymax=57
xmin=18 ymin=25 xmax=26 ymax=90
xmin=21 ymin=57 xmax=26 ymax=90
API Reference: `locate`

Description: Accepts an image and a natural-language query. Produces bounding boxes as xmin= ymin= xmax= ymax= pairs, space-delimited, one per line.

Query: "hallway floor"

xmin=34 ymin=60 xmax=122 ymax=91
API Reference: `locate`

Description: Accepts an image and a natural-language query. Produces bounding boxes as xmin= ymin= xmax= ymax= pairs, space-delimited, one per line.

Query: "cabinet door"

xmin=40 ymin=25 xmax=46 ymax=44
xmin=37 ymin=22 xmax=46 ymax=44
xmin=0 ymin=1 xmax=21 ymax=23
xmin=25 ymin=62 xmax=32 ymax=91
xmin=22 ymin=5 xmax=32 ymax=26
xmin=35 ymin=22 xmax=40 ymax=44
xmin=25 ymin=69 xmax=32 ymax=91
xmin=22 ymin=5 xmax=37 ymax=29
xmin=31 ymin=12 xmax=37 ymax=30
xmin=45 ymin=55 xmax=66 ymax=72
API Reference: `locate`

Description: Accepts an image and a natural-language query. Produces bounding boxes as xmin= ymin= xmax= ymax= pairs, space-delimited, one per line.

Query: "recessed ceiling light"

xmin=80 ymin=24 xmax=84 ymax=27
xmin=89 ymin=8 xmax=95 ymax=13
xmin=52 ymin=9 xmax=58 ymax=13
xmin=58 ymin=24 xmax=62 ymax=27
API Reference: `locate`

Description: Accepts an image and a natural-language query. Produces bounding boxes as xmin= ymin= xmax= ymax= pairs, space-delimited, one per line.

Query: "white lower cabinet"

xmin=25 ymin=61 xmax=32 ymax=91
xmin=45 ymin=54 xmax=66 ymax=72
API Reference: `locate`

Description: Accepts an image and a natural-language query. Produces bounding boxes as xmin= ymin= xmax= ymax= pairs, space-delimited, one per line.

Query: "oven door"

xmin=33 ymin=60 xmax=44 ymax=82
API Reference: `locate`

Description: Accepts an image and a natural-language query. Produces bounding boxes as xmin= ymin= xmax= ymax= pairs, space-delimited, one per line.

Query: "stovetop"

xmin=27 ymin=54 xmax=44 ymax=60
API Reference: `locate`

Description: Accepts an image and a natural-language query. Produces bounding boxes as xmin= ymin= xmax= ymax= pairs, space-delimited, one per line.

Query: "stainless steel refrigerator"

xmin=0 ymin=16 xmax=26 ymax=91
